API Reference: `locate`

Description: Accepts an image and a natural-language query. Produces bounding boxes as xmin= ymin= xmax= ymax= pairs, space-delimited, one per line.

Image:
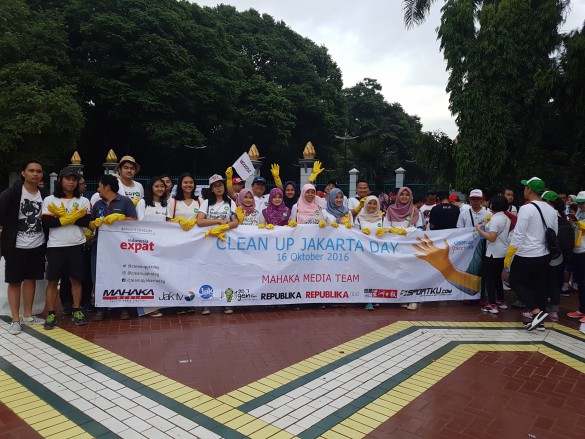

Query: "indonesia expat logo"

xmin=119 ymin=238 xmax=155 ymax=253
xmin=363 ymin=288 xmax=397 ymax=299
xmin=199 ymin=284 xmax=214 ymax=299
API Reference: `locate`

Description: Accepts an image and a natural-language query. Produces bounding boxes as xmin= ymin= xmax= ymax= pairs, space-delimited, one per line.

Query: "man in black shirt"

xmin=429 ymin=192 xmax=460 ymax=230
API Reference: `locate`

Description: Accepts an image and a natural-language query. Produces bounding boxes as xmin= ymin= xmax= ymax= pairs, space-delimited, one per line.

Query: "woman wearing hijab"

xmin=236 ymin=188 xmax=265 ymax=226
xmin=386 ymin=187 xmax=423 ymax=232
xmin=355 ymin=195 xmax=387 ymax=233
xmin=263 ymin=188 xmax=291 ymax=226
xmin=283 ymin=181 xmax=299 ymax=210
xmin=323 ymin=188 xmax=353 ymax=227
xmin=291 ymin=184 xmax=324 ymax=225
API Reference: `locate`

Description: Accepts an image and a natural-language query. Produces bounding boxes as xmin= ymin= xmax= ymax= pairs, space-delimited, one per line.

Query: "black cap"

xmin=58 ymin=167 xmax=80 ymax=178
xmin=252 ymin=176 xmax=267 ymax=185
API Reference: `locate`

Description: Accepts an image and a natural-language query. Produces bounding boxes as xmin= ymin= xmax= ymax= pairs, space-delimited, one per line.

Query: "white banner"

xmin=232 ymin=152 xmax=255 ymax=181
xmin=95 ymin=223 xmax=482 ymax=307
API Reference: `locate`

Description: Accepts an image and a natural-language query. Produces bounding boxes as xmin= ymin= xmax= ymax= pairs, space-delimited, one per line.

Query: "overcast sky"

xmin=196 ymin=1 xmax=585 ymax=138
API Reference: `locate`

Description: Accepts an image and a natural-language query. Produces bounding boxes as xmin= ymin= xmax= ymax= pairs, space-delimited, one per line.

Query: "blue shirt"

xmin=91 ymin=194 xmax=137 ymax=242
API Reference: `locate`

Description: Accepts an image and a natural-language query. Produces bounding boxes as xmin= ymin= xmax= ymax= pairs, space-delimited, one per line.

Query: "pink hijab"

xmin=386 ymin=187 xmax=420 ymax=225
xmin=296 ymin=184 xmax=321 ymax=224
xmin=236 ymin=188 xmax=256 ymax=215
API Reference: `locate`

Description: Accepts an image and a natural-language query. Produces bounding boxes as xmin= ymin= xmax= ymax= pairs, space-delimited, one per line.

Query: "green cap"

xmin=541 ymin=190 xmax=558 ymax=202
xmin=520 ymin=177 xmax=545 ymax=194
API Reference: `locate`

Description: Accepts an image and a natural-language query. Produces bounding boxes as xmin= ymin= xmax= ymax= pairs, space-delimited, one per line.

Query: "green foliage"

xmin=416 ymin=131 xmax=455 ymax=186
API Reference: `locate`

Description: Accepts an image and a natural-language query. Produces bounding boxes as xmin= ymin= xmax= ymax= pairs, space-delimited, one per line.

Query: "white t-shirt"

xmin=457 ymin=207 xmax=490 ymax=228
xmin=41 ymin=195 xmax=90 ymax=248
xmin=90 ymin=192 xmax=101 ymax=208
xmin=419 ymin=204 xmax=435 ymax=223
xmin=166 ymin=198 xmax=201 ymax=221
xmin=137 ymin=200 xmax=167 ymax=222
xmin=511 ymin=201 xmax=558 ymax=257
xmin=322 ymin=210 xmax=353 ymax=226
xmin=199 ymin=199 xmax=236 ymax=222
xmin=354 ymin=215 xmax=388 ymax=231
xmin=254 ymin=194 xmax=270 ymax=212
xmin=16 ymin=187 xmax=44 ymax=249
xmin=118 ymin=180 xmax=144 ymax=201
xmin=485 ymin=211 xmax=511 ymax=258
xmin=241 ymin=210 xmax=265 ymax=226
xmin=291 ymin=204 xmax=323 ymax=225
xmin=507 ymin=205 xmax=518 ymax=215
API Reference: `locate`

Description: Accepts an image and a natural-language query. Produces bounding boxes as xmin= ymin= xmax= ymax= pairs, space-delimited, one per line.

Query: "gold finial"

xmin=105 ymin=149 xmax=118 ymax=163
xmin=303 ymin=141 xmax=316 ymax=159
xmin=70 ymin=151 xmax=82 ymax=164
xmin=248 ymin=144 xmax=260 ymax=161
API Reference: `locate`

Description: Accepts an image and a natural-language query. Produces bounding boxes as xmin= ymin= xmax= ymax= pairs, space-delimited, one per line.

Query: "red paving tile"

xmin=0 ymin=403 xmax=41 ymax=439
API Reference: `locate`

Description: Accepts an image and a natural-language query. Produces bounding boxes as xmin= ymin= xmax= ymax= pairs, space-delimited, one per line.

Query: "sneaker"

xmin=521 ymin=311 xmax=533 ymax=319
xmin=8 ymin=321 xmax=21 ymax=335
xmin=120 ymin=310 xmax=130 ymax=320
xmin=526 ymin=311 xmax=548 ymax=331
xmin=93 ymin=310 xmax=104 ymax=321
xmin=176 ymin=307 xmax=196 ymax=315
xmin=406 ymin=302 xmax=418 ymax=311
xmin=22 ymin=315 xmax=45 ymax=325
xmin=561 ymin=289 xmax=571 ymax=297
xmin=80 ymin=304 xmax=96 ymax=313
xmin=223 ymin=307 xmax=233 ymax=314
xmin=148 ymin=312 xmax=163 ymax=318
xmin=365 ymin=303 xmax=374 ymax=311
xmin=201 ymin=307 xmax=210 ymax=315
xmin=536 ymin=324 xmax=546 ymax=332
xmin=62 ymin=304 xmax=72 ymax=315
xmin=496 ymin=301 xmax=508 ymax=310
xmin=44 ymin=313 xmax=57 ymax=330
xmin=400 ymin=303 xmax=409 ymax=308
xmin=72 ymin=310 xmax=87 ymax=326
xmin=502 ymin=282 xmax=511 ymax=291
xmin=511 ymin=300 xmax=525 ymax=308
xmin=548 ymin=312 xmax=559 ymax=322
xmin=481 ymin=304 xmax=499 ymax=314
xmin=567 ymin=311 xmax=585 ymax=318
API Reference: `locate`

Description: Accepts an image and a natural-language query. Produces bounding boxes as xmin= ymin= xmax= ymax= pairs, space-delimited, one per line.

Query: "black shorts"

xmin=46 ymin=245 xmax=84 ymax=282
xmin=5 ymin=245 xmax=46 ymax=284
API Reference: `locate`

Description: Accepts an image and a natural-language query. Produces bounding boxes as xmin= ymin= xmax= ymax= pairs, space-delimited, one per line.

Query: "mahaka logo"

xmin=199 ymin=285 xmax=214 ymax=299
xmin=184 ymin=291 xmax=196 ymax=302
xmin=102 ymin=289 xmax=154 ymax=300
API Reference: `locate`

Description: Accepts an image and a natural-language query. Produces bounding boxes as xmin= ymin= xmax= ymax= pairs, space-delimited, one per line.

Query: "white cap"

xmin=209 ymin=174 xmax=224 ymax=185
xmin=469 ymin=189 xmax=483 ymax=199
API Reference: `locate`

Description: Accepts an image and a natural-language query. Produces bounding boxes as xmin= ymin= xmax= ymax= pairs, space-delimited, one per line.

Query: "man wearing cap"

xmin=251 ymin=176 xmax=270 ymax=212
xmin=457 ymin=189 xmax=490 ymax=228
xmin=504 ymin=177 xmax=557 ymax=331
xmin=41 ymin=167 xmax=91 ymax=329
xmin=567 ymin=190 xmax=585 ymax=322
xmin=429 ymin=192 xmax=460 ymax=230
xmin=117 ymin=156 xmax=144 ymax=205
xmin=226 ymin=177 xmax=245 ymax=202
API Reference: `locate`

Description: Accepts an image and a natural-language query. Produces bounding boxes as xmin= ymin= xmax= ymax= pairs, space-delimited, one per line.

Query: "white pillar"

xmin=49 ymin=172 xmax=58 ymax=195
xmin=349 ymin=168 xmax=359 ymax=198
xmin=298 ymin=159 xmax=316 ymax=187
xmin=395 ymin=167 xmax=406 ymax=189
xmin=245 ymin=160 xmax=263 ymax=188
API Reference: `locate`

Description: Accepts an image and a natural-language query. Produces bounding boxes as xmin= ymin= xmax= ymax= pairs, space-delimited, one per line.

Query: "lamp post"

xmin=334 ymin=132 xmax=359 ymax=175
xmin=184 ymin=144 xmax=208 ymax=178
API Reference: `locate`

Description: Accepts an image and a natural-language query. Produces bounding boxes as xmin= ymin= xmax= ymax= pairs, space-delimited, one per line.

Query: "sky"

xmin=194 ymin=0 xmax=585 ymax=139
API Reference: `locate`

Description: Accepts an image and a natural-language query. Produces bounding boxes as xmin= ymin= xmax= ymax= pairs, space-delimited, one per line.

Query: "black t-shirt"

xmin=429 ymin=203 xmax=460 ymax=230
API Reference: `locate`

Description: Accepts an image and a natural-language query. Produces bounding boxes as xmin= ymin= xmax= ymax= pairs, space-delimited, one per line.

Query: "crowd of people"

xmin=1 ymin=157 xmax=584 ymax=335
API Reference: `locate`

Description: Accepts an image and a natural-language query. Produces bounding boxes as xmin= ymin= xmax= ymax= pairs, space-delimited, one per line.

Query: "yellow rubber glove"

xmin=390 ymin=227 xmax=408 ymax=236
xmin=319 ymin=220 xmax=327 ymax=228
xmin=287 ymin=220 xmax=297 ymax=228
xmin=362 ymin=228 xmax=371 ymax=235
xmin=132 ymin=198 xmax=140 ymax=207
xmin=270 ymin=164 xmax=283 ymax=188
xmin=88 ymin=217 xmax=104 ymax=231
xmin=504 ymin=246 xmax=517 ymax=269
xmin=575 ymin=220 xmax=585 ymax=246
xmin=225 ymin=167 xmax=233 ymax=189
xmin=181 ymin=219 xmax=196 ymax=231
xmin=235 ymin=206 xmax=245 ymax=224
xmin=258 ymin=223 xmax=266 ymax=229
xmin=205 ymin=224 xmax=230 ymax=242
xmin=330 ymin=221 xmax=339 ymax=228
xmin=48 ymin=202 xmax=67 ymax=218
xmin=59 ymin=213 xmax=77 ymax=226
xmin=103 ymin=213 xmax=125 ymax=225
xmin=309 ymin=161 xmax=325 ymax=182
xmin=266 ymin=224 xmax=275 ymax=230
xmin=72 ymin=207 xmax=89 ymax=221
xmin=344 ymin=221 xmax=352 ymax=229
xmin=376 ymin=228 xmax=389 ymax=236
xmin=353 ymin=197 xmax=367 ymax=214
xmin=84 ymin=229 xmax=94 ymax=242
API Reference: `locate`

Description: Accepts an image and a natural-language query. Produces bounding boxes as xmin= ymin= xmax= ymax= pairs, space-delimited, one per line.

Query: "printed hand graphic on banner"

xmin=412 ymin=234 xmax=480 ymax=296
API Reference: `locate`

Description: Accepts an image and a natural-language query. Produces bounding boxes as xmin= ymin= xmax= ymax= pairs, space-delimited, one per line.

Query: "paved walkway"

xmin=1 ymin=296 xmax=585 ymax=438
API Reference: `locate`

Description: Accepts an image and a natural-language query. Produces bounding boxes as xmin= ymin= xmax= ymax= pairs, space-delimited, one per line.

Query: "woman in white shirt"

xmin=354 ymin=196 xmax=387 ymax=234
xmin=385 ymin=187 xmax=423 ymax=232
xmin=322 ymin=188 xmax=353 ymax=227
xmin=137 ymin=177 xmax=168 ymax=222
xmin=476 ymin=195 xmax=515 ymax=314
xmin=291 ymin=184 xmax=324 ymax=225
xmin=166 ymin=173 xmax=200 ymax=224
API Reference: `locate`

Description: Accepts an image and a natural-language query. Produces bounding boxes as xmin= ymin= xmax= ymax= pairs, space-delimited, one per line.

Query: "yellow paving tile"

xmin=32 ymin=414 xmax=70 ymax=430
xmin=46 ymin=427 xmax=93 ymax=439
xmin=248 ymin=424 xmax=283 ymax=438
xmin=217 ymin=394 xmax=247 ymax=407
xmin=238 ymin=386 xmax=266 ymax=398
xmin=194 ymin=399 xmax=224 ymax=412
xmin=321 ymin=429 xmax=353 ymax=438
xmin=214 ymin=409 xmax=246 ymax=424
xmin=356 ymin=408 xmax=389 ymax=423
xmin=268 ymin=430 xmax=295 ymax=438
xmin=204 ymin=404 xmax=233 ymax=418
xmin=225 ymin=414 xmax=256 ymax=429
xmin=237 ymin=418 xmax=270 ymax=436
xmin=224 ymin=389 xmax=254 ymax=403
xmin=350 ymin=413 xmax=380 ymax=429
xmin=331 ymin=424 xmax=362 ymax=437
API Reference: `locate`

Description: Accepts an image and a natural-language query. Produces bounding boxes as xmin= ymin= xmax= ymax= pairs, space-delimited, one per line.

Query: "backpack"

xmin=531 ymin=202 xmax=560 ymax=259
xmin=557 ymin=215 xmax=574 ymax=261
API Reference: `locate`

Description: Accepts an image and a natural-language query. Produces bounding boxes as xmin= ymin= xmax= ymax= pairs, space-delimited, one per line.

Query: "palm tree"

xmin=402 ymin=0 xmax=439 ymax=28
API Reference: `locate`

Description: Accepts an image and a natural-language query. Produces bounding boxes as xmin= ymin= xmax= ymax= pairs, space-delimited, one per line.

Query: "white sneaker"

xmin=502 ymin=282 xmax=511 ymax=291
xmin=406 ymin=302 xmax=419 ymax=311
xmin=8 ymin=321 xmax=21 ymax=335
xmin=22 ymin=315 xmax=45 ymax=325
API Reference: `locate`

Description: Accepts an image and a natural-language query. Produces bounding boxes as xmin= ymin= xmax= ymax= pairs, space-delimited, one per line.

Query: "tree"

xmin=0 ymin=0 xmax=83 ymax=173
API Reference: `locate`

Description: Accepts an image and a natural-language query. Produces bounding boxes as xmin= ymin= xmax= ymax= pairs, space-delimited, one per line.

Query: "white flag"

xmin=233 ymin=152 xmax=255 ymax=180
